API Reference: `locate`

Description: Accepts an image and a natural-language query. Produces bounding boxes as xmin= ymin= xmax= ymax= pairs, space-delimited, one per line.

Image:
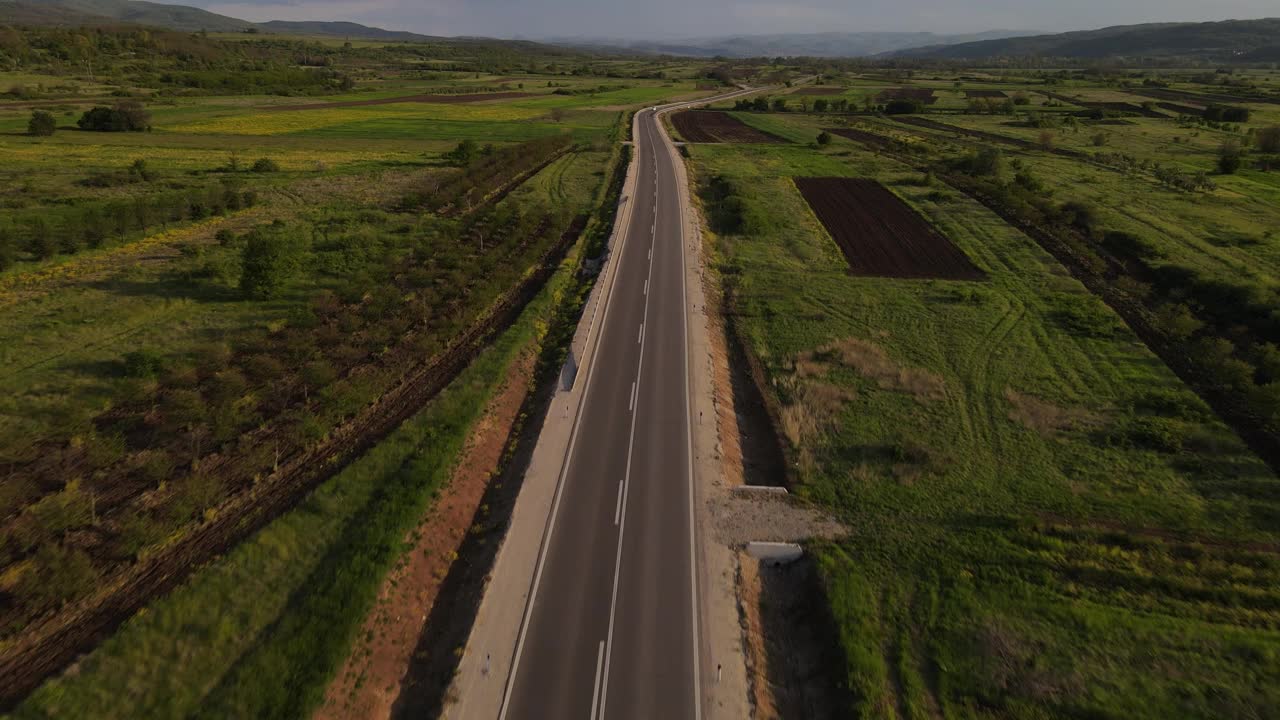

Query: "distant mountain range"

xmin=255 ymin=21 xmax=440 ymax=43
xmin=537 ymin=31 xmax=1037 ymax=58
xmin=892 ymin=18 xmax=1280 ymax=60
xmin=2 ymin=0 xmax=437 ymax=39
xmin=12 ymin=0 xmax=254 ymax=31
xmin=4 ymin=0 xmax=1280 ymax=64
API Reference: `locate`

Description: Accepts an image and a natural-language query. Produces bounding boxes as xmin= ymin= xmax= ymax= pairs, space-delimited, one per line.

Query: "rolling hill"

xmin=893 ymin=18 xmax=1280 ymax=59
xmin=540 ymin=30 xmax=1036 ymax=58
xmin=256 ymin=21 xmax=440 ymax=43
xmin=18 ymin=0 xmax=253 ymax=31
xmin=0 ymin=0 xmax=119 ymax=26
xmin=5 ymin=0 xmax=440 ymax=41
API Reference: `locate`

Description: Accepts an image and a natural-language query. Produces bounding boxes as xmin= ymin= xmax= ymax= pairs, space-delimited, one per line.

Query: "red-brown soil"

xmin=270 ymin=92 xmax=534 ymax=111
xmin=965 ymin=89 xmax=1008 ymax=99
xmin=792 ymin=87 xmax=844 ymax=96
xmin=794 ymin=177 xmax=985 ymax=280
xmin=315 ymin=346 xmax=538 ymax=720
xmin=670 ymin=111 xmax=787 ymax=143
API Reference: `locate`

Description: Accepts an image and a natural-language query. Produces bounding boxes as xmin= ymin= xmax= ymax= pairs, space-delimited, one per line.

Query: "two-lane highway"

xmin=500 ymin=107 xmax=702 ymax=719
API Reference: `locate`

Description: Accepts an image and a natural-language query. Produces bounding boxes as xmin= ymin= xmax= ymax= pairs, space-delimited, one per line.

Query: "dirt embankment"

xmin=314 ymin=346 xmax=539 ymax=720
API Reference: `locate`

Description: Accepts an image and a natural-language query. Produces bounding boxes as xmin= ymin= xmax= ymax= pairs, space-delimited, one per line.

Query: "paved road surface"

xmin=501 ymin=108 xmax=702 ymax=719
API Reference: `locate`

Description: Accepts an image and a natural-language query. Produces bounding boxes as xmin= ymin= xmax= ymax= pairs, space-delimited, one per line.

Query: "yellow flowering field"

xmin=0 ymin=141 xmax=423 ymax=171
xmin=165 ymin=102 xmax=544 ymax=136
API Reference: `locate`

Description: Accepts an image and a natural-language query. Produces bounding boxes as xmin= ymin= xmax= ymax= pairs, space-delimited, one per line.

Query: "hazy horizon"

xmin=185 ymin=0 xmax=1279 ymax=40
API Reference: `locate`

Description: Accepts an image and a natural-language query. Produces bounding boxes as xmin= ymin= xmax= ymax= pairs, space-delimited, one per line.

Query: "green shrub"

xmin=77 ymin=101 xmax=151 ymax=132
xmin=123 ymin=349 xmax=166 ymax=377
xmin=239 ymin=224 xmax=309 ymax=300
xmin=27 ymin=110 xmax=56 ymax=136
xmin=13 ymin=544 xmax=98 ymax=609
xmin=251 ymin=158 xmax=280 ymax=173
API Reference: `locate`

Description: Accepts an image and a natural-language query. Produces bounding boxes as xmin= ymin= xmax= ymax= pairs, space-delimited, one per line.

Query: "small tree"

xmin=1256 ymin=126 xmax=1280 ymax=154
xmin=771 ymin=98 xmax=788 ymax=112
xmin=27 ymin=110 xmax=56 ymax=136
xmin=1037 ymin=130 xmax=1056 ymax=150
xmin=813 ymin=98 xmax=829 ymax=113
xmin=816 ymin=131 xmax=832 ymax=146
xmin=1091 ymin=132 xmax=1109 ymax=147
xmin=445 ymin=139 xmax=478 ymax=167
xmin=251 ymin=157 xmax=280 ymax=173
xmin=1218 ymin=140 xmax=1243 ymax=175
xmin=240 ymin=224 xmax=308 ymax=300
xmin=0 ymin=224 xmax=15 ymax=271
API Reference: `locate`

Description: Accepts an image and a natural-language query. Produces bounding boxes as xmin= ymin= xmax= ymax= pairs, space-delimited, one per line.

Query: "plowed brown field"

xmin=670 ymin=111 xmax=787 ymax=143
xmin=794 ymin=177 xmax=985 ymax=280
xmin=792 ymin=87 xmax=844 ymax=96
xmin=877 ymin=87 xmax=938 ymax=105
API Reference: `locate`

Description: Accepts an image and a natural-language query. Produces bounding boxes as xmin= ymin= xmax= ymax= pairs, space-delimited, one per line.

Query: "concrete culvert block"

xmin=746 ymin=542 xmax=803 ymax=566
xmin=732 ymin=485 xmax=788 ymax=497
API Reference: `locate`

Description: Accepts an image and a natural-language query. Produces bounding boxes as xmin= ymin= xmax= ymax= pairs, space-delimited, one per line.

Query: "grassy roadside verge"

xmin=8 ymin=224 xmax=585 ymax=720
xmin=688 ymin=136 xmax=1280 ymax=718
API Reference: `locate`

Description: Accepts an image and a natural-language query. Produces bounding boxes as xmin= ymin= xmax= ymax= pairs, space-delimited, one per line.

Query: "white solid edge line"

xmin=665 ymin=102 xmax=706 ymax=720
xmin=598 ymin=115 xmax=661 ymax=720
xmin=495 ymin=108 xmax=648 ymax=720
xmin=499 ymin=88 xmax=756 ymax=719
xmin=614 ymin=480 xmax=624 ymax=526
xmin=590 ymin=641 xmax=606 ymax=720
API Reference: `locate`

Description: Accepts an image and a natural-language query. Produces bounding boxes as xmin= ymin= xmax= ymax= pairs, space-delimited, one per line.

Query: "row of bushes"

xmin=404 ymin=135 xmax=573 ymax=215
xmin=0 ymin=183 xmax=258 ymax=270
xmin=1 ymin=199 xmax=573 ymax=622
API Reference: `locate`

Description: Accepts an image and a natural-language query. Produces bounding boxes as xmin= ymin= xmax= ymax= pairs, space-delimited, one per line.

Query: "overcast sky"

xmin=192 ymin=0 xmax=1279 ymax=39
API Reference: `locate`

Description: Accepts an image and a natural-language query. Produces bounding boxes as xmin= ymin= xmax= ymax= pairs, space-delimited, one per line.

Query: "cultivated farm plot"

xmin=670 ymin=111 xmax=787 ymax=143
xmin=876 ymin=87 xmax=938 ymax=105
xmin=794 ymin=177 xmax=986 ymax=280
xmin=965 ymin=89 xmax=1008 ymax=99
xmin=792 ymin=87 xmax=845 ymax=96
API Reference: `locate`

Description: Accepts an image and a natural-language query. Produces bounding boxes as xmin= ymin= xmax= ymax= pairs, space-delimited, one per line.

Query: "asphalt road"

xmin=501 ymin=108 xmax=702 ymax=719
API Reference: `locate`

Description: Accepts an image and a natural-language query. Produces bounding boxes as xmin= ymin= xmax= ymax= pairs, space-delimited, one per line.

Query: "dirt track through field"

xmin=670 ymin=111 xmax=787 ymax=143
xmin=269 ymin=92 xmax=534 ymax=110
xmin=795 ymin=177 xmax=985 ymax=280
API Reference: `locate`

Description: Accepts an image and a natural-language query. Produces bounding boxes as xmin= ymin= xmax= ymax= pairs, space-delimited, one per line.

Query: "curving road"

xmin=498 ymin=94 xmax=750 ymax=719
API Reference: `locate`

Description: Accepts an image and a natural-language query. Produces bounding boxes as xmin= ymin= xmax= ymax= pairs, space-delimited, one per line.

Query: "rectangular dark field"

xmin=794 ymin=177 xmax=986 ymax=281
xmin=670 ymin=111 xmax=787 ymax=144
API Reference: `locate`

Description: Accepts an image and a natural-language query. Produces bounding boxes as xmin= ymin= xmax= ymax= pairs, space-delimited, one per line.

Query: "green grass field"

xmin=690 ymin=130 xmax=1280 ymax=717
xmin=8 ymin=215 xmax=585 ymax=720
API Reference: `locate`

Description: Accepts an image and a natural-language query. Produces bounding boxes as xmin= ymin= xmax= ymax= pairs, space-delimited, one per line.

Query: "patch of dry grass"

xmin=1004 ymin=389 xmax=1099 ymax=437
xmin=797 ymin=338 xmax=946 ymax=402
